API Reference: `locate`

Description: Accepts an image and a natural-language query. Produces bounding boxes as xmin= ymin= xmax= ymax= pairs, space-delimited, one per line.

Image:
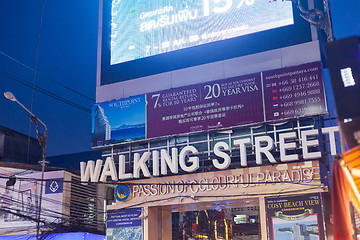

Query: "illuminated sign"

xmin=130 ymin=163 xmax=321 ymax=197
xmin=114 ymin=184 xmax=131 ymax=202
xmin=104 ymin=161 xmax=323 ymax=207
xmin=93 ymin=62 xmax=327 ymax=147
xmin=266 ymin=193 xmax=326 ymax=239
xmin=107 ymin=208 xmax=143 ymax=240
xmin=110 ymin=0 xmax=293 ymax=65
xmin=82 ymin=126 xmax=339 ymax=182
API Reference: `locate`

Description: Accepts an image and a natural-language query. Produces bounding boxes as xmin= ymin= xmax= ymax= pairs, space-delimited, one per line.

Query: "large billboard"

xmin=92 ymin=61 xmax=327 ymax=147
xmin=110 ymin=0 xmax=293 ymax=65
xmin=100 ymin=0 xmax=313 ymax=84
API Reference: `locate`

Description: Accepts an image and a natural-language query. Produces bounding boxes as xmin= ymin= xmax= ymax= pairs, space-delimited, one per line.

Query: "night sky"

xmin=0 ymin=0 xmax=359 ymax=157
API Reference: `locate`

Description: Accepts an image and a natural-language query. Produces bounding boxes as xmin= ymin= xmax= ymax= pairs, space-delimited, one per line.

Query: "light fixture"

xmin=344 ymin=118 xmax=353 ymax=123
xmin=340 ymin=67 xmax=356 ymax=87
xmin=4 ymin=91 xmax=16 ymax=101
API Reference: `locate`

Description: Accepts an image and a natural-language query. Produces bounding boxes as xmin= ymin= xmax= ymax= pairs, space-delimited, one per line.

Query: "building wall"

xmin=96 ymin=41 xmax=321 ymax=103
xmin=0 ymin=126 xmax=42 ymax=165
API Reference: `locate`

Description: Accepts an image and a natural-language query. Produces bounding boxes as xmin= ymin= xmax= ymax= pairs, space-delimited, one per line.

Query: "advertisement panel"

xmin=263 ymin=62 xmax=327 ymax=121
xmin=110 ymin=0 xmax=293 ymax=65
xmin=106 ymin=208 xmax=143 ymax=240
xmin=147 ymin=73 xmax=263 ymax=138
xmin=100 ymin=0 xmax=313 ymax=84
xmin=92 ymin=62 xmax=327 ymax=147
xmin=265 ymin=193 xmax=325 ymax=240
xmin=92 ymin=95 xmax=146 ymax=147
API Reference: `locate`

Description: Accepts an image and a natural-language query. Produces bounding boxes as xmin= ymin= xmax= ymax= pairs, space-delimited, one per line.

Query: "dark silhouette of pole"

xmin=4 ymin=91 xmax=47 ymax=240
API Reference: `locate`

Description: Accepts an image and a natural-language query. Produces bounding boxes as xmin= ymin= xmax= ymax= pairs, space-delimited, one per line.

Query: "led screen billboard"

xmin=110 ymin=0 xmax=293 ymax=65
xmin=100 ymin=0 xmax=313 ymax=85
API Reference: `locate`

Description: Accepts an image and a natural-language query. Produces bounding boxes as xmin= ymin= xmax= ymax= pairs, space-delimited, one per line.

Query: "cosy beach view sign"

xmin=266 ymin=193 xmax=326 ymax=239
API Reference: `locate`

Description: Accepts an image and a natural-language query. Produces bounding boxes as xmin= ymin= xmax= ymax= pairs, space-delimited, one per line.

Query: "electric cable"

xmin=0 ymin=183 xmax=106 ymax=224
xmin=109 ymin=186 xmax=323 ymax=210
xmin=0 ymin=173 xmax=331 ymax=187
xmin=0 ymin=193 xmax=105 ymax=235
xmin=0 ymin=68 xmax=91 ymax=113
xmin=0 ymin=174 xmax=327 ymax=237
xmin=0 ymin=182 xmax=104 ymax=225
xmin=0 ymin=173 xmax=329 ymax=216
xmin=0 ymin=50 xmax=95 ymax=102
xmin=0 ymin=187 xmax=105 ymax=225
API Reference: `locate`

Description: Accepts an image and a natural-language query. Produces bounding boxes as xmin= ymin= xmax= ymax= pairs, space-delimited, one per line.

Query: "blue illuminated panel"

xmin=110 ymin=0 xmax=293 ymax=65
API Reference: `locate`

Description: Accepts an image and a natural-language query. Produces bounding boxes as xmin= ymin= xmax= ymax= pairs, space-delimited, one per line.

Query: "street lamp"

xmin=4 ymin=91 xmax=48 ymax=240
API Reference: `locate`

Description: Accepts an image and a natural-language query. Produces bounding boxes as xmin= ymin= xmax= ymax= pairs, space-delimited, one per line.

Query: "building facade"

xmin=87 ymin=0 xmax=340 ymax=239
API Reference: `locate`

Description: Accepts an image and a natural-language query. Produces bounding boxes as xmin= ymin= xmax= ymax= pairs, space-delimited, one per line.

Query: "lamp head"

xmin=4 ymin=91 xmax=16 ymax=101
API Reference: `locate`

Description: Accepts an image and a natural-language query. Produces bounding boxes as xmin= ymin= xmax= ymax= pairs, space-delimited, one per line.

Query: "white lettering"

xmin=321 ymin=126 xmax=340 ymax=155
xmin=212 ymin=142 xmax=231 ymax=169
xmin=80 ymin=127 xmax=340 ymax=182
xmin=234 ymin=138 xmax=251 ymax=166
xmin=279 ymin=132 xmax=298 ymax=162
xmin=133 ymin=152 xmax=151 ymax=178
xmin=301 ymin=129 xmax=321 ymax=159
xmin=179 ymin=146 xmax=199 ymax=172
xmin=119 ymin=155 xmax=133 ymax=180
xmin=161 ymin=148 xmax=179 ymax=175
xmin=80 ymin=160 xmax=103 ymax=182
xmin=152 ymin=151 xmax=160 ymax=177
xmin=255 ymin=136 xmax=276 ymax=164
xmin=100 ymin=157 xmax=118 ymax=182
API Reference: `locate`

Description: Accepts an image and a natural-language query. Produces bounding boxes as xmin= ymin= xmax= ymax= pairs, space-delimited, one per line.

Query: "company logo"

xmin=114 ymin=184 xmax=130 ymax=202
xmin=45 ymin=178 xmax=63 ymax=194
xmin=49 ymin=181 xmax=59 ymax=192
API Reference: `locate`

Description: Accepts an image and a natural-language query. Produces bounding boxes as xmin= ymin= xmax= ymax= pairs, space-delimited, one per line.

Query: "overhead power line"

xmin=0 ymin=183 xmax=106 ymax=226
xmin=0 ymin=68 xmax=91 ymax=113
xmin=0 ymin=173 xmax=329 ymax=187
xmin=0 ymin=50 xmax=95 ymax=102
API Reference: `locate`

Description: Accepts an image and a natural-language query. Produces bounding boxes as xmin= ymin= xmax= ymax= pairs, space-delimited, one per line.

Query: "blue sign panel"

xmin=107 ymin=208 xmax=143 ymax=240
xmin=45 ymin=178 xmax=63 ymax=194
xmin=107 ymin=208 xmax=142 ymax=229
xmin=92 ymin=95 xmax=146 ymax=147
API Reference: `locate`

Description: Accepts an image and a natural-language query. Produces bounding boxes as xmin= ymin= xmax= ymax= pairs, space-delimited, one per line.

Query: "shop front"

xmin=105 ymin=159 xmax=329 ymax=240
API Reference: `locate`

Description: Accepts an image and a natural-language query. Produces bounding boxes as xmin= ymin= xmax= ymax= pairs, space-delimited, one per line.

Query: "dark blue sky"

xmin=0 ymin=0 xmax=359 ymax=157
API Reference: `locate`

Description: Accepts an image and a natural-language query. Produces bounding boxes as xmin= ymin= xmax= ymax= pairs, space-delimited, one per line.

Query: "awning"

xmin=342 ymin=145 xmax=360 ymax=212
xmin=332 ymin=145 xmax=360 ymax=240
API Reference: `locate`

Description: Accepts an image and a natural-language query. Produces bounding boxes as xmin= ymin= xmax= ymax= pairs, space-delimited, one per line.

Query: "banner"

xmin=263 ymin=62 xmax=326 ymax=121
xmin=147 ymin=72 xmax=263 ymax=138
xmin=93 ymin=61 xmax=327 ymax=146
xmin=106 ymin=208 xmax=143 ymax=240
xmin=265 ymin=193 xmax=326 ymax=240
xmin=92 ymin=95 xmax=146 ymax=147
